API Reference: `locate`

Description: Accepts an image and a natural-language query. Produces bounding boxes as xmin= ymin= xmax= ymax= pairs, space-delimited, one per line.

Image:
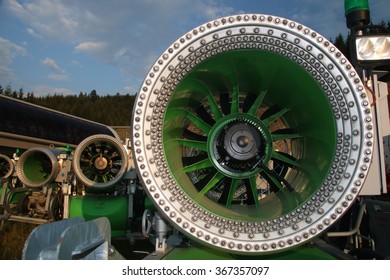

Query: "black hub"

xmin=214 ymin=120 xmax=266 ymax=173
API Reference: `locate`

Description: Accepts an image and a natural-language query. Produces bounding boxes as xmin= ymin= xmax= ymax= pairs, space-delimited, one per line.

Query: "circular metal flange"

xmin=0 ymin=154 xmax=14 ymax=180
xmin=16 ymin=147 xmax=60 ymax=188
xmin=131 ymin=14 xmax=374 ymax=255
xmin=73 ymin=134 xmax=128 ymax=190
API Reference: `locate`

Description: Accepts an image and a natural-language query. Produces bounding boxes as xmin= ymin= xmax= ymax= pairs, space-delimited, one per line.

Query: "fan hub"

xmin=208 ymin=114 xmax=272 ymax=179
xmin=224 ymin=122 xmax=260 ymax=161
xmin=94 ymin=155 xmax=109 ymax=170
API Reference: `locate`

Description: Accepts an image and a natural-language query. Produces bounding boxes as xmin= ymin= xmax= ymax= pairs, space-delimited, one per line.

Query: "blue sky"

xmin=1 ymin=0 xmax=390 ymax=96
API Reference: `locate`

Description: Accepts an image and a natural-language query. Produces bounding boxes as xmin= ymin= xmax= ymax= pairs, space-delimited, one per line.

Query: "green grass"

xmin=0 ymin=221 xmax=37 ymax=260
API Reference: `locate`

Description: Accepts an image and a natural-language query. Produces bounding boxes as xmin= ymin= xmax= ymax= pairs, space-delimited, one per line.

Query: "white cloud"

xmin=70 ymin=60 xmax=82 ymax=67
xmin=42 ymin=57 xmax=63 ymax=72
xmin=5 ymin=0 xmax=79 ymax=41
xmin=0 ymin=37 xmax=27 ymax=81
xmin=34 ymin=84 xmax=75 ymax=96
xmin=3 ymin=0 xmax=237 ymax=88
xmin=47 ymin=73 xmax=69 ymax=81
xmin=124 ymin=85 xmax=136 ymax=93
xmin=41 ymin=57 xmax=70 ymax=83
xmin=0 ymin=37 xmax=27 ymax=64
xmin=26 ymin=28 xmax=42 ymax=38
xmin=74 ymin=41 xmax=106 ymax=54
xmin=196 ymin=1 xmax=235 ymax=19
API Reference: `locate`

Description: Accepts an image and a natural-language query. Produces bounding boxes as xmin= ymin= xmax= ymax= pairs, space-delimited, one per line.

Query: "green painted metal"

xmin=162 ymin=49 xmax=336 ymax=221
xmin=144 ymin=196 xmax=156 ymax=212
xmin=0 ymin=187 xmax=28 ymax=204
xmin=69 ymin=195 xmax=128 ymax=237
xmin=344 ymin=0 xmax=370 ymax=15
xmin=162 ymin=244 xmax=337 ymax=260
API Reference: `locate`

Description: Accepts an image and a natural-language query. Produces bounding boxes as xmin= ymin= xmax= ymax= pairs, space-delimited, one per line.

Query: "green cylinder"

xmin=344 ymin=0 xmax=371 ymax=28
xmin=345 ymin=0 xmax=370 ymax=15
xmin=69 ymin=195 xmax=128 ymax=237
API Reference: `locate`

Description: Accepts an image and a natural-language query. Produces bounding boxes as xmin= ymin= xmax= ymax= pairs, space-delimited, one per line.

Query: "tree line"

xmin=0 ymin=86 xmax=136 ymax=126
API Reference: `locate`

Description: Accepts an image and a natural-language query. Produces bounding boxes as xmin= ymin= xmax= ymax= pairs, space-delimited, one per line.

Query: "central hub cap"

xmin=207 ymin=114 xmax=273 ymax=179
xmin=94 ymin=156 xmax=108 ymax=170
xmin=224 ymin=122 xmax=261 ymax=161
xmin=237 ymin=135 xmax=249 ymax=147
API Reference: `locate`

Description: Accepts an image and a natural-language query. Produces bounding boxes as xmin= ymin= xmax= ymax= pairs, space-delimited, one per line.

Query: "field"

xmin=0 ymin=221 xmax=36 ymax=260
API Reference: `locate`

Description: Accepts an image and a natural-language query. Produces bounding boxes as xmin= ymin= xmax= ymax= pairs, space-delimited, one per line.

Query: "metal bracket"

xmin=141 ymin=209 xmax=170 ymax=253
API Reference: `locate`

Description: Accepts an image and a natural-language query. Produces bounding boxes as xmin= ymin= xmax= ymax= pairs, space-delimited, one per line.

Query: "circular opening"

xmin=162 ymin=50 xmax=336 ymax=221
xmin=22 ymin=152 xmax=54 ymax=184
xmin=73 ymin=135 xmax=128 ymax=190
xmin=78 ymin=141 xmax=121 ymax=183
